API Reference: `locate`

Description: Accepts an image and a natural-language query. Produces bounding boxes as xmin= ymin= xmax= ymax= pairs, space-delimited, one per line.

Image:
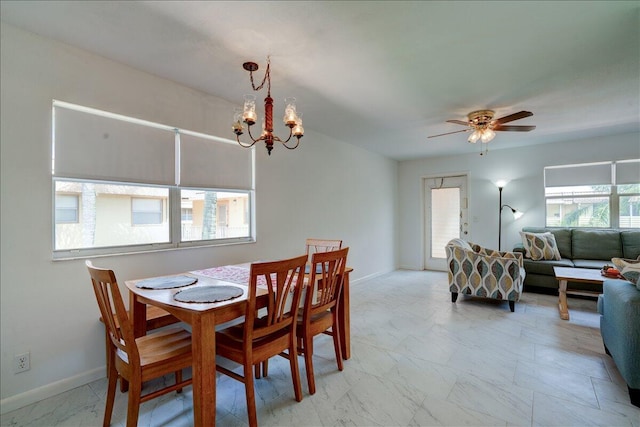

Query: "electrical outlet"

xmin=14 ymin=352 xmax=30 ymax=373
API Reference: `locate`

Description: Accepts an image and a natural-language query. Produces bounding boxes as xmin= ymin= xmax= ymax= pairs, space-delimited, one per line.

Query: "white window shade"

xmin=615 ymin=159 xmax=640 ymax=185
xmin=54 ymin=106 xmax=175 ymax=185
xmin=180 ymin=133 xmax=252 ymax=190
xmin=544 ymin=162 xmax=612 ymax=187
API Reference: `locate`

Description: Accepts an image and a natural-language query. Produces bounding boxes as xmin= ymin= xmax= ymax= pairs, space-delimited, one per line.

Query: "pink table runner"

xmin=191 ymin=264 xmax=305 ymax=289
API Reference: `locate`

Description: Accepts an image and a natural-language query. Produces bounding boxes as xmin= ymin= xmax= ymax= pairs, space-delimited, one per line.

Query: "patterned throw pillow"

xmin=611 ymin=257 xmax=640 ymax=288
xmin=520 ymin=231 xmax=561 ymax=261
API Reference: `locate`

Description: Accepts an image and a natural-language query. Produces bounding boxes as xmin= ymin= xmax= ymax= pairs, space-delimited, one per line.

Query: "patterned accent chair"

xmin=445 ymin=238 xmax=525 ymax=312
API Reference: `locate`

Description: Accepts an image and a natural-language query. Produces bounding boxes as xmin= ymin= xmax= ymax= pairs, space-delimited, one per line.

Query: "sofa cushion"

xmin=573 ymin=259 xmax=609 ymax=269
xmin=612 ymin=257 xmax=640 ymax=288
xmin=523 ymin=258 xmax=574 ymax=276
xmin=572 ymin=229 xmax=623 ymax=260
xmin=522 ymin=227 xmax=572 ymax=259
xmin=520 ymin=231 xmax=562 ymax=260
xmin=621 ymin=230 xmax=640 ymax=259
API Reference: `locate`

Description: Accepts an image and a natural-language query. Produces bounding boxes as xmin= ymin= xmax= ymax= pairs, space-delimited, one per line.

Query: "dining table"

xmin=124 ymin=262 xmax=352 ymax=426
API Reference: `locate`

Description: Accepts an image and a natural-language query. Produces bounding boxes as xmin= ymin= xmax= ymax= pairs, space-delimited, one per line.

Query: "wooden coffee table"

xmin=553 ymin=266 xmax=607 ymax=320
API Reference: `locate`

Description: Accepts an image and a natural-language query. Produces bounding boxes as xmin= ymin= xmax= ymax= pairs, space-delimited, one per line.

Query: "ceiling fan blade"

xmin=445 ymin=119 xmax=470 ymax=126
xmin=494 ymin=125 xmax=536 ymax=132
xmin=494 ymin=111 xmax=533 ymax=124
xmin=427 ymin=129 xmax=470 ymax=138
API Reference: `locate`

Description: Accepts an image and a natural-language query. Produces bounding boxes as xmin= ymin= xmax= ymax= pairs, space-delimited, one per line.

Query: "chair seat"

xmin=115 ymin=326 xmax=192 ymax=380
xmin=216 ymin=320 xmax=292 ymax=363
xmin=297 ymin=310 xmax=332 ymax=334
xmin=136 ymin=327 xmax=192 ymax=367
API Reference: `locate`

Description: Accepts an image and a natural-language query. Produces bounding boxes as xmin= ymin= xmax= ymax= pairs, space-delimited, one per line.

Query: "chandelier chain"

xmin=249 ymin=57 xmax=271 ymax=95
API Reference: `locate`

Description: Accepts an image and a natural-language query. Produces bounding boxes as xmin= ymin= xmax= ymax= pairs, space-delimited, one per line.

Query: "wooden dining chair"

xmin=86 ymin=261 xmax=192 ymax=427
xmin=305 ymin=238 xmax=343 ymax=259
xmin=305 ymin=238 xmax=342 ymax=272
xmin=297 ymin=247 xmax=349 ymax=395
xmin=215 ymin=254 xmax=308 ymax=427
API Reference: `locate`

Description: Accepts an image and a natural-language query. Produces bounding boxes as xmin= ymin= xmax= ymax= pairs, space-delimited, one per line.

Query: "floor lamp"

xmin=497 ymin=182 xmax=523 ymax=251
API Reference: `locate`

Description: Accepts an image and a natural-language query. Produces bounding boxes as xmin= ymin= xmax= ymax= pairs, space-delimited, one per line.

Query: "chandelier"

xmin=466 ymin=110 xmax=496 ymax=144
xmin=232 ymin=58 xmax=304 ymax=155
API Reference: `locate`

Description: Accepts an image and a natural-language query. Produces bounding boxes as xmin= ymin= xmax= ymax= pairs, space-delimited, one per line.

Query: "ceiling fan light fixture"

xmin=481 ymin=128 xmax=495 ymax=143
xmin=468 ymin=130 xmax=481 ymax=143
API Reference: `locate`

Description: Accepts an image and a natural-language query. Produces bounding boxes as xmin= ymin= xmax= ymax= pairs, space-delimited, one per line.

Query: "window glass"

xmin=619 ymin=184 xmax=640 ymax=228
xmin=545 ymin=196 xmax=610 ymax=227
xmin=54 ymin=180 xmax=169 ymax=250
xmin=180 ymin=189 xmax=250 ymax=242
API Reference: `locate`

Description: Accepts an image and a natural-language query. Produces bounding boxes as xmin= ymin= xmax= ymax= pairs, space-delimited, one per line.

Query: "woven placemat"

xmin=136 ymin=275 xmax=197 ymax=290
xmin=173 ymin=285 xmax=244 ymax=303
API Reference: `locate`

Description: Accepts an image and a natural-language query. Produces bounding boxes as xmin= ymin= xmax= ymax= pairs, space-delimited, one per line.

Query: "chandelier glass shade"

xmin=232 ymin=58 xmax=303 ymax=155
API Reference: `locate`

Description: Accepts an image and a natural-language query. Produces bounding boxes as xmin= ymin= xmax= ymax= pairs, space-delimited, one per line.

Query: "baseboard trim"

xmin=0 ymin=366 xmax=105 ymax=415
xmin=350 ymin=270 xmax=389 ymax=286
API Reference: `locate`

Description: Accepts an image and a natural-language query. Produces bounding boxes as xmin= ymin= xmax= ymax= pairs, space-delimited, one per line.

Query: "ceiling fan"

xmin=428 ymin=110 xmax=536 ymax=144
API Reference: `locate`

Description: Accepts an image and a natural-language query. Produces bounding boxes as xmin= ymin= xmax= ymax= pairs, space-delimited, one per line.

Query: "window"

xmin=544 ymin=160 xmax=640 ymax=228
xmin=132 ymin=198 xmax=163 ymax=225
xmin=52 ymin=101 xmax=254 ymax=258
xmin=55 ymin=182 xmax=169 ymax=250
xmin=180 ymin=190 xmax=250 ymax=241
xmin=55 ymin=194 xmax=79 ymax=223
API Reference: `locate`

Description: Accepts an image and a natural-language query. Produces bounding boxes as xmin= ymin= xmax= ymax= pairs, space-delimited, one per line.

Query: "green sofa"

xmin=513 ymin=227 xmax=640 ymax=292
xmin=598 ymin=278 xmax=640 ymax=407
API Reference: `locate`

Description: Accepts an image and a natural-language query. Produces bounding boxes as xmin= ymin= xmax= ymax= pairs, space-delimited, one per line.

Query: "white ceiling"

xmin=1 ymin=1 xmax=639 ymax=160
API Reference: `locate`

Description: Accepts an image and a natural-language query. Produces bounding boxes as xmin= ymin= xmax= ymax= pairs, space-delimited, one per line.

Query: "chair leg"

xmin=175 ymin=370 xmax=183 ymax=393
xmin=254 ymin=363 xmax=261 ymax=379
xmin=288 ymin=342 xmax=303 ymax=402
xmin=509 ymin=301 xmax=515 ymax=312
xmin=262 ymin=360 xmax=269 ymax=377
xmin=302 ymin=333 xmax=316 ymax=395
xmin=103 ymin=358 xmax=118 ymax=427
xmin=451 ymin=292 xmax=458 ymax=303
xmin=332 ymin=313 xmax=343 ymax=371
xmin=125 ymin=381 xmax=142 ymax=427
xmin=244 ymin=362 xmax=258 ymax=427
xmin=120 ymin=377 xmax=129 ymax=393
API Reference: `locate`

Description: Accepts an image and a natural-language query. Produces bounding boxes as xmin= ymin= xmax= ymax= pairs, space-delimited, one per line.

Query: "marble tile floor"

xmin=2 ymin=270 xmax=639 ymax=426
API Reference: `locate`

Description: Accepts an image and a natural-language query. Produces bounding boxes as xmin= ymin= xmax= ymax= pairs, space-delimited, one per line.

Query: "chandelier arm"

xmin=236 ymin=134 xmax=258 ymax=149
xmin=282 ymin=137 xmax=301 ymax=150
xmin=276 ymin=126 xmax=294 ymax=144
xmin=236 ymin=124 xmax=263 ymax=148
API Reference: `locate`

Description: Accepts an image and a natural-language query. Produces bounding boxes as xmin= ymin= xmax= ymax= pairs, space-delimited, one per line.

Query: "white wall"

xmin=0 ymin=24 xmax=398 ymax=411
xmin=398 ymin=132 xmax=640 ymax=270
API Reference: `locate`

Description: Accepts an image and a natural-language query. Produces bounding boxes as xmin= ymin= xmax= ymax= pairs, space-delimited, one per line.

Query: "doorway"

xmin=424 ymin=175 xmax=468 ymax=271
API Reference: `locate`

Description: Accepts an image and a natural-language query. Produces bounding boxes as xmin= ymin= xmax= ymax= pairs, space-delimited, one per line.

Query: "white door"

xmin=424 ymin=175 xmax=468 ymax=271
